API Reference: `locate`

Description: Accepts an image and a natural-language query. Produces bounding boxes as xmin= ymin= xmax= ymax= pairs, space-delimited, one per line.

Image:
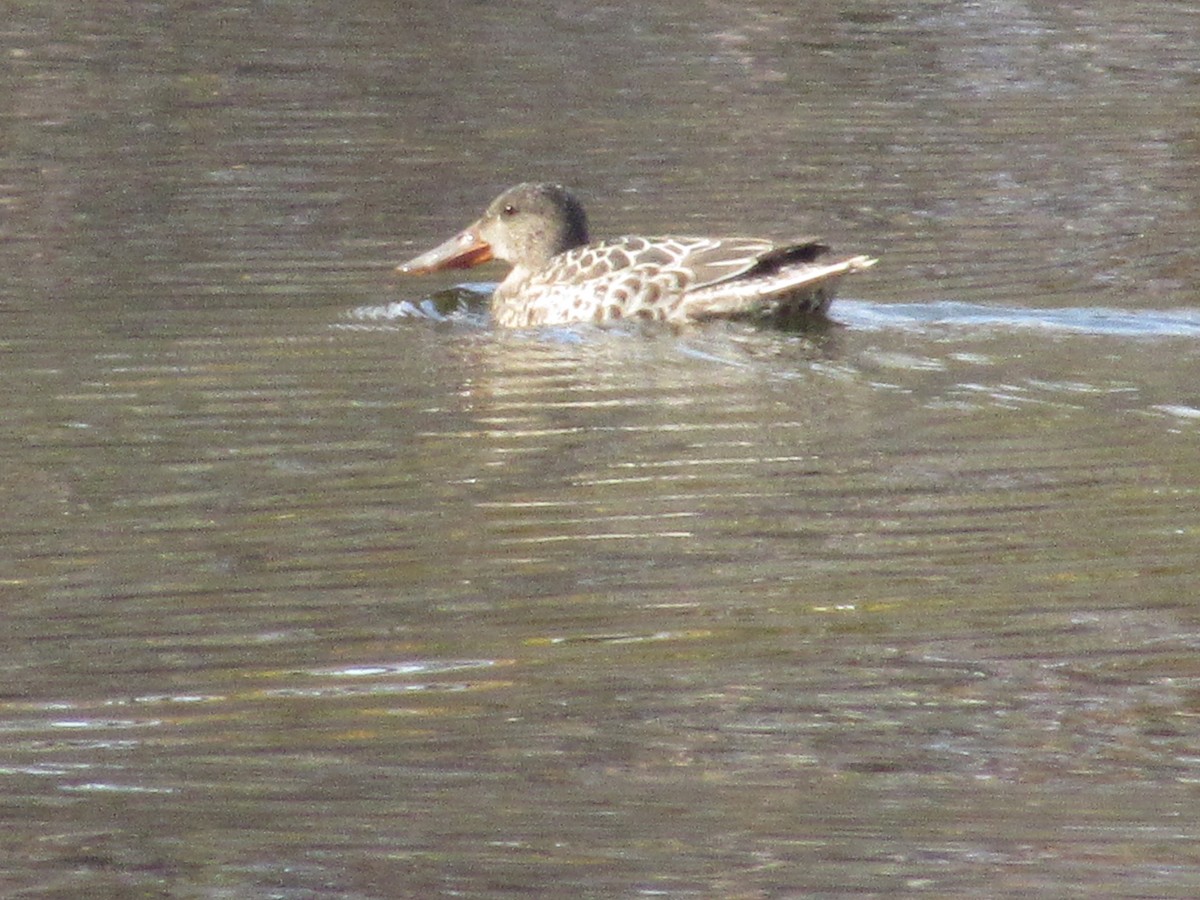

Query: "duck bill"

xmin=396 ymin=226 xmax=494 ymax=274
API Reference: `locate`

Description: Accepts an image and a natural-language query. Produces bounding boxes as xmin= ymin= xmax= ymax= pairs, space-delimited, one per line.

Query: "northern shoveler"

xmin=397 ymin=183 xmax=875 ymax=328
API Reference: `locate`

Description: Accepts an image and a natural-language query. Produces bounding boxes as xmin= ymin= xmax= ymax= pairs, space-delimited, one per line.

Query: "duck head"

xmin=397 ymin=182 xmax=590 ymax=274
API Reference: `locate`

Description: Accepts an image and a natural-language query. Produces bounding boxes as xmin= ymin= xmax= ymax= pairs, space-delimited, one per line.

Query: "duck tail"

xmin=683 ymin=252 xmax=877 ymax=322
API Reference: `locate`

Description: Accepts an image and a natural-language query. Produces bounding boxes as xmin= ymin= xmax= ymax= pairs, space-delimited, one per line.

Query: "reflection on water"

xmin=351 ymin=289 xmax=1200 ymax=339
xmin=841 ymin=300 xmax=1200 ymax=338
xmin=6 ymin=304 xmax=1199 ymax=896
xmin=3 ymin=0 xmax=1200 ymax=896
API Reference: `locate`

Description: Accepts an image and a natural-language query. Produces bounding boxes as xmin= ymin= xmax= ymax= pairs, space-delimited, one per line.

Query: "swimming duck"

xmin=397 ymin=182 xmax=875 ymax=327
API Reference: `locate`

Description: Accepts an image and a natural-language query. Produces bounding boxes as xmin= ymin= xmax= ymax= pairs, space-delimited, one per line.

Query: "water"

xmin=3 ymin=1 xmax=1200 ymax=897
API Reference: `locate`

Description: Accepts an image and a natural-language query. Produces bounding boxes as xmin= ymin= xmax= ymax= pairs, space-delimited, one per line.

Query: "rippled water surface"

xmin=3 ymin=2 xmax=1200 ymax=897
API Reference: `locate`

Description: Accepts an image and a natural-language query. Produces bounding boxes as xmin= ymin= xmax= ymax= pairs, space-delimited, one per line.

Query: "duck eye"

xmin=501 ymin=204 xmax=518 ymax=217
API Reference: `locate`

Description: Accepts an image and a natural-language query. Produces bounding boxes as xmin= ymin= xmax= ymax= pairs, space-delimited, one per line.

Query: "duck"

xmin=396 ymin=182 xmax=875 ymax=328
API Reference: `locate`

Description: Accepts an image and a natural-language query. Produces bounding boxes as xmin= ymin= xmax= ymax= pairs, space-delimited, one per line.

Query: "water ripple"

xmin=838 ymin=300 xmax=1200 ymax=338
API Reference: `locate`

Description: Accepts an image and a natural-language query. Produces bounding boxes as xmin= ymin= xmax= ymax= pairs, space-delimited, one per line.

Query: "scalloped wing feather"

xmin=490 ymin=236 xmax=872 ymax=326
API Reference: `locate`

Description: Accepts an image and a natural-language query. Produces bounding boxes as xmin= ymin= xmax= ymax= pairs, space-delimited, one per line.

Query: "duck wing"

xmin=535 ymin=236 xmax=769 ymax=285
xmin=508 ymin=236 xmax=872 ymax=325
xmin=681 ymin=241 xmax=875 ymax=323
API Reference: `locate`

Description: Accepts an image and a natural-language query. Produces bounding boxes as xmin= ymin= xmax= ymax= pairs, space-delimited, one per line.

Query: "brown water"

xmin=3 ymin=2 xmax=1200 ymax=897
